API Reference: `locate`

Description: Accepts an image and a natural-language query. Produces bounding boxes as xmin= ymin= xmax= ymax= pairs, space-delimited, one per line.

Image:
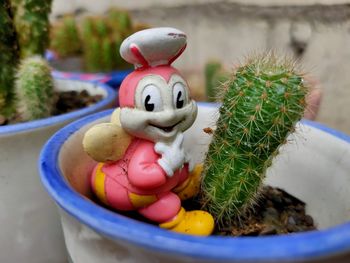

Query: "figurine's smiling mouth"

xmin=150 ymin=120 xmax=182 ymax=133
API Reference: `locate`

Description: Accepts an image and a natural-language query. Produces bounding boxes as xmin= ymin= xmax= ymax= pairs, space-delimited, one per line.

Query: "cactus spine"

xmin=0 ymin=0 xmax=20 ymax=117
xmin=201 ymin=54 xmax=308 ymax=225
xmin=15 ymin=56 xmax=55 ymax=121
xmin=12 ymin=0 xmax=52 ymax=58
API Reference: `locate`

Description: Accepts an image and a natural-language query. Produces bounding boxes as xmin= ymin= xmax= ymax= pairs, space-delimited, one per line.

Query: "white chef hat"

xmin=120 ymin=27 xmax=187 ymax=70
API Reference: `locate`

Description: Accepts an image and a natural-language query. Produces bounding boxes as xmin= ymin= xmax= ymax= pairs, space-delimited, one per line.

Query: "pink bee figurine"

xmin=83 ymin=27 xmax=214 ymax=236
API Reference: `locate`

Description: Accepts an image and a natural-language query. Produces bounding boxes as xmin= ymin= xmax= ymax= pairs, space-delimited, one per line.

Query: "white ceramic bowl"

xmin=40 ymin=103 xmax=350 ymax=263
xmin=0 ymin=78 xmax=117 ymax=263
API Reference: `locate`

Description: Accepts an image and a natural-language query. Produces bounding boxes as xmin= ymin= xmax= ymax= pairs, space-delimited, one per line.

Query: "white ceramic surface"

xmin=44 ymin=104 xmax=350 ymax=263
xmin=0 ymin=79 xmax=116 ymax=263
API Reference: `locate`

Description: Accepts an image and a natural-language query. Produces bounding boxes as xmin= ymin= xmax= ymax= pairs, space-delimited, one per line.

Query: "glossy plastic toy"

xmin=83 ymin=27 xmax=214 ymax=236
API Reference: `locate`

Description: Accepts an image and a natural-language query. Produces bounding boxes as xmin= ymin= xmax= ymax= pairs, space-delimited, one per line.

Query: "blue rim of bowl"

xmin=104 ymin=70 xmax=132 ymax=88
xmin=51 ymin=69 xmax=132 ymax=89
xmin=39 ymin=102 xmax=350 ymax=261
xmin=0 ymin=78 xmax=117 ymax=136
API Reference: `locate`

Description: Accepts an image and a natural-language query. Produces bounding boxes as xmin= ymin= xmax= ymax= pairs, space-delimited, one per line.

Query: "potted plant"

xmin=0 ymin=1 xmax=117 ymax=262
xmin=40 ymin=28 xmax=350 ymax=262
xmin=48 ymin=9 xmax=149 ymax=89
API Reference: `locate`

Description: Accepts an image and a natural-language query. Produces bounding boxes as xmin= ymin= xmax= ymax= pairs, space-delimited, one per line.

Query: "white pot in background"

xmin=40 ymin=103 xmax=350 ymax=263
xmin=0 ymin=78 xmax=117 ymax=263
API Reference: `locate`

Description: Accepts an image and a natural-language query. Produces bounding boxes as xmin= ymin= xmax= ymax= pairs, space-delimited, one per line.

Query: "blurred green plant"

xmin=0 ymin=0 xmax=54 ymax=122
xmin=50 ymin=15 xmax=82 ymax=57
xmin=50 ymin=8 xmax=148 ymax=72
xmin=11 ymin=0 xmax=52 ymax=58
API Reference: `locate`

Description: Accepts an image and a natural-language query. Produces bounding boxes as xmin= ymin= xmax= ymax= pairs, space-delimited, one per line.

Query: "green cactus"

xmin=15 ymin=56 xmax=55 ymax=121
xmin=80 ymin=16 xmax=94 ymax=39
xmin=0 ymin=0 xmax=20 ymax=117
xmin=49 ymin=8 xmax=145 ymax=72
xmin=0 ymin=0 xmax=53 ymax=122
xmin=80 ymin=15 xmax=131 ymax=72
xmin=101 ymin=38 xmax=115 ymax=71
xmin=12 ymin=0 xmax=52 ymax=58
xmin=95 ymin=18 xmax=109 ymax=38
xmin=205 ymin=61 xmax=229 ymax=102
xmin=106 ymin=8 xmax=132 ymax=36
xmin=80 ymin=17 xmax=105 ymax=72
xmin=50 ymin=15 xmax=81 ymax=57
xmin=82 ymin=35 xmax=101 ymax=72
xmin=113 ymin=32 xmax=124 ymax=68
xmin=201 ymin=54 xmax=308 ymax=226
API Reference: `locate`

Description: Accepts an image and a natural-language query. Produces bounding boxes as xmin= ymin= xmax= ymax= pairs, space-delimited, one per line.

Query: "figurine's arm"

xmin=127 ymin=143 xmax=167 ymax=189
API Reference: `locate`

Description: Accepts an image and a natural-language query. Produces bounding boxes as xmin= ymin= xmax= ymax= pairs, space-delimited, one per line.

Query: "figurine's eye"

xmin=141 ymin=85 xmax=162 ymax=112
xmin=173 ymin=82 xmax=187 ymax=109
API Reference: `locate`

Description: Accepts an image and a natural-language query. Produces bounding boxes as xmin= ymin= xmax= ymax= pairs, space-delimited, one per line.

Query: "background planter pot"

xmin=51 ymin=69 xmax=131 ymax=91
xmin=0 ymin=78 xmax=117 ymax=263
xmin=46 ymin=51 xmax=131 ymax=89
xmin=40 ymin=103 xmax=350 ymax=263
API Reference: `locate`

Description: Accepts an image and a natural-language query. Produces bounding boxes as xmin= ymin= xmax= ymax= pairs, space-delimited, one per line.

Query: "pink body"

xmin=91 ymin=138 xmax=189 ymax=223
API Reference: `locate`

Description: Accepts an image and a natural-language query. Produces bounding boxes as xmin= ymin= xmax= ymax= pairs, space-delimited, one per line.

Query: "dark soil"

xmin=52 ymin=90 xmax=102 ymax=115
xmin=0 ymin=90 xmax=102 ymax=125
xmin=211 ymin=186 xmax=317 ymax=236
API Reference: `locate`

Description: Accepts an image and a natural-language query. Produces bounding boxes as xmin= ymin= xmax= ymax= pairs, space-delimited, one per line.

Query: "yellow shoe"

xmin=160 ymin=207 xmax=214 ymax=236
xmin=173 ymin=164 xmax=203 ymax=201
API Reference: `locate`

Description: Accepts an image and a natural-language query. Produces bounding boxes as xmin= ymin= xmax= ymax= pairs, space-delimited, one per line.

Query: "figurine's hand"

xmin=155 ymin=133 xmax=186 ymax=177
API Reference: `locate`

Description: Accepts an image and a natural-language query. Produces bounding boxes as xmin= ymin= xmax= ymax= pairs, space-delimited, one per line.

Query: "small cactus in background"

xmin=12 ymin=0 xmax=52 ymax=58
xmin=205 ymin=61 xmax=229 ymax=102
xmin=80 ymin=17 xmax=109 ymax=72
xmin=80 ymin=15 xmax=131 ymax=72
xmin=101 ymin=38 xmax=115 ymax=71
xmin=201 ymin=53 xmax=308 ymax=226
xmin=50 ymin=15 xmax=82 ymax=57
xmin=106 ymin=8 xmax=132 ymax=36
xmin=80 ymin=18 xmax=101 ymax=72
xmin=50 ymin=8 xmax=148 ymax=72
xmin=0 ymin=0 xmax=20 ymax=118
xmin=15 ymin=56 xmax=55 ymax=121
